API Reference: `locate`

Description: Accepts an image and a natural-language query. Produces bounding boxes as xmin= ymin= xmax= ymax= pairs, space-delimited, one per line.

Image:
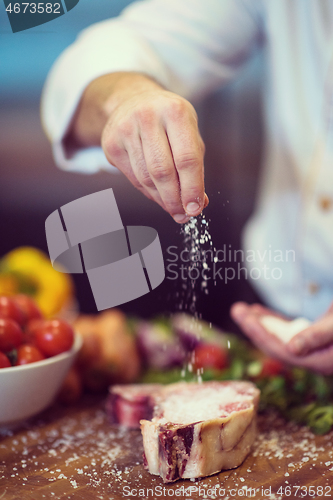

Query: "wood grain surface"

xmin=0 ymin=395 xmax=332 ymax=500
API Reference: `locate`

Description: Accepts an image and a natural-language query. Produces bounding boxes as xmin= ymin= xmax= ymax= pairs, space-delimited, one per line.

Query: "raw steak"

xmin=107 ymin=381 xmax=260 ymax=482
xmin=106 ymin=383 xmax=160 ymax=429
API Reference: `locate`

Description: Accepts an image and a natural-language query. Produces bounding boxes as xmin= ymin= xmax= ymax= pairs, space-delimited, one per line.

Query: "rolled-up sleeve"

xmin=41 ymin=0 xmax=263 ymax=173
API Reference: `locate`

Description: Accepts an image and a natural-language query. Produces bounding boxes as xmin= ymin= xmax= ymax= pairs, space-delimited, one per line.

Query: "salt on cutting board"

xmin=260 ymin=315 xmax=311 ymax=343
xmin=2 ymin=397 xmax=333 ymax=499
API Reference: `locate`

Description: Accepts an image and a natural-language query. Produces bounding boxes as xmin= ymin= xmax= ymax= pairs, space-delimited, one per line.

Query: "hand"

xmin=230 ymin=302 xmax=333 ymax=375
xmin=102 ymin=86 xmax=208 ymax=223
xmin=68 ymin=72 xmax=208 ymax=223
xmin=288 ymin=303 xmax=333 ymax=356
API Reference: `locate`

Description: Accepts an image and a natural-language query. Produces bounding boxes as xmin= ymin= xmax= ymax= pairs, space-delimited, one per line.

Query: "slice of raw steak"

xmin=107 ymin=381 xmax=260 ymax=482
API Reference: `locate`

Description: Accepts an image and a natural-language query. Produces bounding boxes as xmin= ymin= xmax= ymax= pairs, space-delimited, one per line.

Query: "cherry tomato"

xmin=33 ymin=319 xmax=74 ymax=357
xmin=0 ymin=351 xmax=11 ymax=368
xmin=16 ymin=344 xmax=45 ymax=365
xmin=193 ymin=344 xmax=228 ymax=371
xmin=13 ymin=295 xmax=43 ymax=323
xmin=0 ymin=318 xmax=24 ymax=352
xmin=260 ymin=357 xmax=285 ymax=378
xmin=0 ymin=296 xmax=25 ymax=327
xmin=25 ymin=318 xmax=45 ymax=342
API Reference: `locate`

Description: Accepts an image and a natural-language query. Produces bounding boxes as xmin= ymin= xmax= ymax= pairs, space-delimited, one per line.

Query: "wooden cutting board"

xmin=0 ymin=395 xmax=332 ymax=500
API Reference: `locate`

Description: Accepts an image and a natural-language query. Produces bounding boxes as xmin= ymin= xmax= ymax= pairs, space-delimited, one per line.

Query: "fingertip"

xmin=185 ymin=201 xmax=201 ymax=216
xmin=203 ymin=193 xmax=209 ymax=209
xmin=230 ymin=302 xmax=249 ymax=322
xmin=185 ymin=193 xmax=208 ymax=216
xmin=288 ymin=337 xmax=306 ymax=356
xmin=173 ymin=214 xmax=190 ymax=224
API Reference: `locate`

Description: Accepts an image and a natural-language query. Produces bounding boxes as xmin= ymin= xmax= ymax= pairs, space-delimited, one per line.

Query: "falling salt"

xmin=178 ymin=215 xmax=215 ymax=315
xmin=175 ymin=214 xmax=217 ymax=381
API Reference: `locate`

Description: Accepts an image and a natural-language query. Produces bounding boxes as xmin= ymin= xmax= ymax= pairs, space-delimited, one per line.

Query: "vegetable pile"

xmin=137 ymin=314 xmax=333 ymax=435
xmin=0 ymin=294 xmax=74 ymax=367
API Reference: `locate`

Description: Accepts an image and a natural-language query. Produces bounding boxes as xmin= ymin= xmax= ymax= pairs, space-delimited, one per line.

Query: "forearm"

xmin=65 ymin=72 xmax=164 ymax=149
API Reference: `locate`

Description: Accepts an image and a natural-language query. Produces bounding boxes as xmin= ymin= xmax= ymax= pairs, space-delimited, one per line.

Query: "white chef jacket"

xmin=41 ymin=0 xmax=333 ymax=321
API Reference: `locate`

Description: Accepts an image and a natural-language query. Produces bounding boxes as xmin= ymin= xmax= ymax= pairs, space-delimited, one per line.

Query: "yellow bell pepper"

xmin=0 ymin=247 xmax=74 ymax=318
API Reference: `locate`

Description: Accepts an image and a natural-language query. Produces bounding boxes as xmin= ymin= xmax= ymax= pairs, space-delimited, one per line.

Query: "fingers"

xmin=124 ymin=133 xmax=169 ymax=210
xmin=288 ymin=314 xmax=333 ymax=356
xmin=139 ymin=122 xmax=189 ymax=223
xmin=230 ymin=302 xmax=250 ymax=323
xmin=101 ymin=133 xmax=166 ymax=210
xmin=231 ymin=302 xmax=281 ymax=325
xmin=165 ymin=104 xmax=205 ymax=217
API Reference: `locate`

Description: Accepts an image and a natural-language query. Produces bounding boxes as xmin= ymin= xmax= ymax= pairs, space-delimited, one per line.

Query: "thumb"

xmin=288 ymin=314 xmax=333 ymax=355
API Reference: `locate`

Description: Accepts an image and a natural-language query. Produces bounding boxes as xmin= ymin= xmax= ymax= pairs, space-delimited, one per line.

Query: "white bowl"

xmin=0 ymin=334 xmax=82 ymax=427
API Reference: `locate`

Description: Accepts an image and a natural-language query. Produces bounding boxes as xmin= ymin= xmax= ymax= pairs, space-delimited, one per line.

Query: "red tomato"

xmin=33 ymin=319 xmax=74 ymax=357
xmin=0 ymin=351 xmax=11 ymax=368
xmin=260 ymin=357 xmax=285 ymax=378
xmin=25 ymin=318 xmax=45 ymax=342
xmin=0 ymin=318 xmax=24 ymax=352
xmin=13 ymin=295 xmax=43 ymax=323
xmin=193 ymin=344 xmax=228 ymax=371
xmin=16 ymin=344 xmax=45 ymax=365
xmin=0 ymin=296 xmax=25 ymax=327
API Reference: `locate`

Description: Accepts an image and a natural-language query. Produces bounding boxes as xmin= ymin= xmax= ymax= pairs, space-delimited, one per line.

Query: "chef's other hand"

xmin=66 ymin=72 xmax=208 ymax=224
xmin=287 ymin=302 xmax=333 ymax=357
xmin=230 ymin=302 xmax=333 ymax=375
